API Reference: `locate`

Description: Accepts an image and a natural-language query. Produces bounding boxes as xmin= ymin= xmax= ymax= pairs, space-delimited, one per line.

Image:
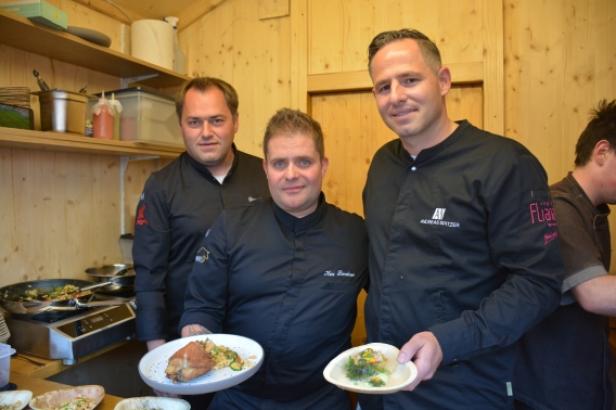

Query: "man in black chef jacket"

xmin=514 ymin=99 xmax=616 ymax=410
xmin=359 ymin=28 xmax=564 ymax=409
xmin=180 ymin=108 xmax=368 ymax=409
xmin=132 ymin=77 xmax=269 ymax=367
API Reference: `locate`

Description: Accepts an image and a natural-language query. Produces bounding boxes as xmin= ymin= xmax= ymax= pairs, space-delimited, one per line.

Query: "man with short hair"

xmin=360 ymin=28 xmax=564 ymax=409
xmin=133 ymin=77 xmax=269 ymax=352
xmin=515 ymin=99 xmax=616 ymax=410
xmin=180 ymin=108 xmax=368 ymax=409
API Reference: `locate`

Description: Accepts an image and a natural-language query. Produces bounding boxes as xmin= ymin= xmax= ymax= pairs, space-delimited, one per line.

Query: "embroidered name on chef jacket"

xmin=322 ymin=270 xmax=355 ymax=278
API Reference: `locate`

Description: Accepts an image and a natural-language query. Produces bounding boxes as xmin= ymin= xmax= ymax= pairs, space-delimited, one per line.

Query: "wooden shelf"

xmin=0 ymin=127 xmax=183 ymax=158
xmin=0 ymin=9 xmax=190 ymax=88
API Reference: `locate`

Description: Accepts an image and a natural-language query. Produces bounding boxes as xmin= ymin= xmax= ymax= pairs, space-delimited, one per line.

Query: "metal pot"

xmin=85 ymin=263 xmax=135 ymax=295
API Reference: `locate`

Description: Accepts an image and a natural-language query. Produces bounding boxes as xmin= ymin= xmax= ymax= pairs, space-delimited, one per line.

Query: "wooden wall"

xmin=180 ymin=0 xmax=292 ymax=157
xmin=1 ymin=0 xmax=615 ymax=289
xmin=0 ymin=0 xmax=162 ymax=285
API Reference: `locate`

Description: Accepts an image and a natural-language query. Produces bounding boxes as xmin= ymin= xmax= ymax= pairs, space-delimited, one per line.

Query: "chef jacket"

xmin=133 ymin=147 xmax=269 ymax=341
xmin=180 ymin=195 xmax=368 ymax=407
xmin=515 ymin=173 xmax=613 ymax=410
xmin=360 ymin=120 xmax=563 ymax=409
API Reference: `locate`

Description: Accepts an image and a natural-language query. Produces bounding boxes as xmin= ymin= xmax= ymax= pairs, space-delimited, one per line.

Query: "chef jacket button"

xmin=399 ymin=274 xmax=404 ymax=279
xmin=410 ymin=166 xmax=417 ymax=171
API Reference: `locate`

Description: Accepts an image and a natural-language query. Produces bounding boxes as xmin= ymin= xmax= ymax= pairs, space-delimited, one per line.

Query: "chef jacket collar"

xmin=396 ymin=120 xmax=470 ymax=167
xmin=272 ymin=192 xmax=327 ymax=236
xmin=184 ymin=143 xmax=240 ymax=184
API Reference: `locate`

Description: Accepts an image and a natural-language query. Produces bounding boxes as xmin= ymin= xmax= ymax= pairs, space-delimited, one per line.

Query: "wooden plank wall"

xmin=180 ymin=0 xmax=292 ymax=157
xmin=503 ymin=0 xmax=616 ymax=270
xmin=1 ymin=0 xmax=614 ymax=287
xmin=0 ymin=0 xmax=162 ymax=284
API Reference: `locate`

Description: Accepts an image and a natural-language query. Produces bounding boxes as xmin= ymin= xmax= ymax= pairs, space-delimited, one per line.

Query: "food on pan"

xmin=19 ymin=284 xmax=81 ymax=301
xmin=29 ymin=385 xmax=104 ymax=410
xmin=165 ymin=339 xmax=245 ymax=382
xmin=344 ymin=347 xmax=390 ymax=387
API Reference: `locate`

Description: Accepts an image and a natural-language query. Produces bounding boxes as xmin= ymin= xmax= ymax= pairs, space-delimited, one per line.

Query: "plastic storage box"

xmin=0 ymin=0 xmax=68 ymax=31
xmin=104 ymin=87 xmax=181 ymax=145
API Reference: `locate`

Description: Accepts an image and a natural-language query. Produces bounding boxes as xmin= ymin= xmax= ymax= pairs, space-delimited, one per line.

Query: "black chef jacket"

xmin=180 ymin=195 xmax=368 ymax=409
xmin=133 ymin=147 xmax=269 ymax=341
xmin=515 ymin=174 xmax=613 ymax=410
xmin=360 ymin=120 xmax=563 ymax=409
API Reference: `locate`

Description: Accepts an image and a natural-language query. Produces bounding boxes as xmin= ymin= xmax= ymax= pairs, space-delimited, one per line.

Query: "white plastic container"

xmin=0 ymin=343 xmax=15 ymax=388
xmin=108 ymin=87 xmax=181 ymax=145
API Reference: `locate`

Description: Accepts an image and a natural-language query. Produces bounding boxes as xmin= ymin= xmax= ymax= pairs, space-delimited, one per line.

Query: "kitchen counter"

xmin=11 ymin=340 xmax=153 ymax=398
xmin=9 ymin=371 xmax=122 ymax=409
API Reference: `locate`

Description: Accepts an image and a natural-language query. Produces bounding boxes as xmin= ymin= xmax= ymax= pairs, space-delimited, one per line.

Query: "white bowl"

xmin=114 ymin=396 xmax=190 ymax=410
xmin=29 ymin=385 xmax=104 ymax=410
xmin=138 ymin=334 xmax=264 ymax=395
xmin=0 ymin=390 xmax=32 ymax=410
xmin=323 ymin=342 xmax=417 ymax=394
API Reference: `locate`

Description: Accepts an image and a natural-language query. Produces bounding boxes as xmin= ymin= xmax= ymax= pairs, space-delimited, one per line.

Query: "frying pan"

xmin=85 ymin=263 xmax=135 ymax=295
xmin=0 ymin=278 xmax=125 ymax=316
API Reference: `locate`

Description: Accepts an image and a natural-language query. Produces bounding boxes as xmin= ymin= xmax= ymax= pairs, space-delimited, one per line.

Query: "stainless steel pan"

xmin=0 ymin=278 xmax=126 ymax=316
xmin=85 ymin=263 xmax=135 ymax=295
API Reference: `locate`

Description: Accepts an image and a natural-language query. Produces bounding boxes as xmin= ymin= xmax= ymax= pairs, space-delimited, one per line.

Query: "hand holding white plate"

xmin=323 ymin=342 xmax=417 ymax=394
xmin=138 ymin=334 xmax=264 ymax=395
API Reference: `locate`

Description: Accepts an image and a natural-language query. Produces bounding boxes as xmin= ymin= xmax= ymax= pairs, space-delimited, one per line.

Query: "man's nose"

xmin=200 ymin=121 xmax=214 ymax=137
xmin=390 ymin=80 xmax=406 ymax=102
xmin=284 ymin=164 xmax=298 ymax=179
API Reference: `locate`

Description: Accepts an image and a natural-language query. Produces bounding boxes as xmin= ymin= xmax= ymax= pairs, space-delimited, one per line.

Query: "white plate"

xmin=0 ymin=390 xmax=32 ymax=410
xmin=323 ymin=342 xmax=417 ymax=394
xmin=29 ymin=385 xmax=104 ymax=410
xmin=114 ymin=396 xmax=190 ymax=410
xmin=138 ymin=334 xmax=264 ymax=395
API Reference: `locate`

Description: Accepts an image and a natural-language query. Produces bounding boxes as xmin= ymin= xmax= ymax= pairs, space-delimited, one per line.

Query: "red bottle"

xmin=93 ymin=92 xmax=114 ymax=139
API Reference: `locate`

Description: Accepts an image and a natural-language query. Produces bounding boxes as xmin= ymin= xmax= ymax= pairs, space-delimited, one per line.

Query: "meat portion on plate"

xmin=165 ymin=341 xmax=215 ymax=382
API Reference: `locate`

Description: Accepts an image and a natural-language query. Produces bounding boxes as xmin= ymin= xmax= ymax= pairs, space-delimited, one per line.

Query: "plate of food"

xmin=0 ymin=390 xmax=32 ymax=410
xmin=29 ymin=385 xmax=104 ymax=410
xmin=138 ymin=333 xmax=264 ymax=395
xmin=113 ymin=396 xmax=190 ymax=410
xmin=323 ymin=342 xmax=417 ymax=394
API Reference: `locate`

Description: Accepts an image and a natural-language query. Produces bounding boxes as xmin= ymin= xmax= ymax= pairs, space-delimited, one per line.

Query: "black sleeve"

xmin=133 ymin=175 xmax=172 ymax=341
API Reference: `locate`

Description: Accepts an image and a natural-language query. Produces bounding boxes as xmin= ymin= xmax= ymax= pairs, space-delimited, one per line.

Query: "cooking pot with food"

xmin=0 ymin=278 xmax=111 ymax=316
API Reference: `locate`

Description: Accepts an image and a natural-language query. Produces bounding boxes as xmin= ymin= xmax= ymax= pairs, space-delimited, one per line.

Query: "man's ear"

xmin=321 ymin=156 xmax=329 ymax=177
xmin=593 ymin=140 xmax=611 ymax=166
xmin=438 ymin=66 xmax=452 ymax=96
xmin=233 ymin=114 xmax=240 ymax=134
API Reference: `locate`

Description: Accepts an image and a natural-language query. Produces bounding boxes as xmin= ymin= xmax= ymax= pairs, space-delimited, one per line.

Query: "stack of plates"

xmin=0 ymin=87 xmax=31 ymax=109
xmin=0 ymin=313 xmax=10 ymax=343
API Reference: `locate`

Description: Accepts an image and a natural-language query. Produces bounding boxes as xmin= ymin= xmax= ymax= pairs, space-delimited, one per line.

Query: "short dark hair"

xmin=263 ymin=108 xmax=324 ymax=159
xmin=575 ymin=99 xmax=616 ymax=166
xmin=368 ymin=28 xmax=442 ymax=72
xmin=175 ymin=77 xmax=239 ymax=120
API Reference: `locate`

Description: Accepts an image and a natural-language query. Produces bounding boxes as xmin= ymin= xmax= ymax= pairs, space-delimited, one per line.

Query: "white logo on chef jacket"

xmin=195 ymin=246 xmax=210 ymax=263
xmin=420 ymin=207 xmax=461 ymax=228
xmin=432 ymin=208 xmax=446 ymax=220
